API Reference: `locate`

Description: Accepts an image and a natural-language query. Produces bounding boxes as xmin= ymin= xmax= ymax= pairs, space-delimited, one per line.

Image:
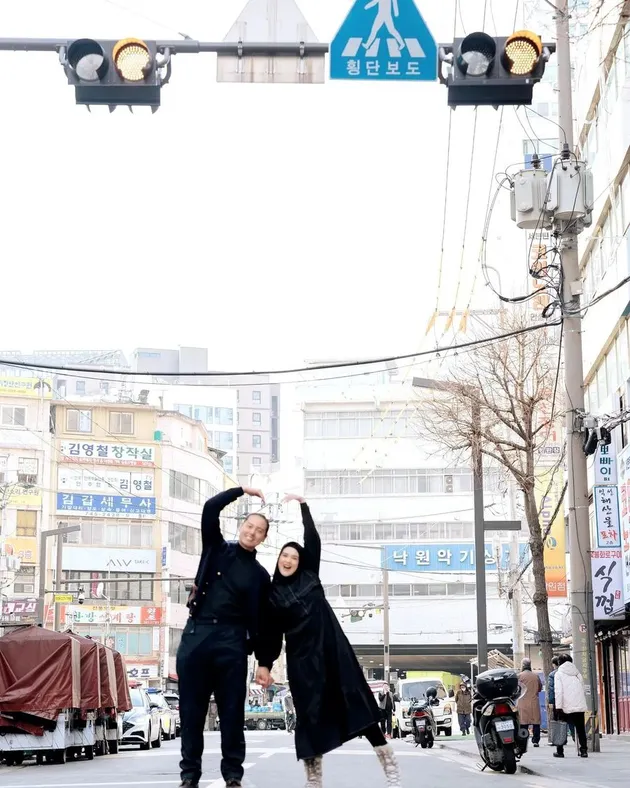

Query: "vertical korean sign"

xmin=536 ymin=467 xmax=567 ymax=597
xmin=617 ymin=445 xmax=630 ymax=604
xmin=591 ymin=485 xmax=624 ymax=619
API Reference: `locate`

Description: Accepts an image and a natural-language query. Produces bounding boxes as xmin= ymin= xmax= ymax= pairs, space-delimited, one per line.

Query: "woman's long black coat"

xmin=258 ymin=503 xmax=381 ymax=760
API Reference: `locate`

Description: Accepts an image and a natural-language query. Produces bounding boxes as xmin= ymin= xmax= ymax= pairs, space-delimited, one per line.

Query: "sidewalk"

xmin=435 ymin=735 xmax=629 ymax=784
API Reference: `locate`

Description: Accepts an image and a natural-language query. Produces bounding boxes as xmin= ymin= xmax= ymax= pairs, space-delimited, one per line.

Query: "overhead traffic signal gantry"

xmin=62 ymin=38 xmax=170 ymax=111
xmin=439 ymin=30 xmax=555 ymax=108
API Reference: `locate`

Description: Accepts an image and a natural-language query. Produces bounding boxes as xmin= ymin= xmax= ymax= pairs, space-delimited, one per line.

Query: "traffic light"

xmin=62 ymin=38 xmax=168 ymax=110
xmin=441 ymin=31 xmax=553 ymax=108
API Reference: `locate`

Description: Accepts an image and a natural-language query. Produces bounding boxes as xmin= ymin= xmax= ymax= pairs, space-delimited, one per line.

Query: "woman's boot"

xmin=374 ymin=744 xmax=402 ymax=788
xmin=304 ymin=756 xmax=323 ymax=788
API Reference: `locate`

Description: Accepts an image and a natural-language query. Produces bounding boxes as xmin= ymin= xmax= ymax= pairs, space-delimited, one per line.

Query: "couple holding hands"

xmin=177 ymin=487 xmax=401 ymax=788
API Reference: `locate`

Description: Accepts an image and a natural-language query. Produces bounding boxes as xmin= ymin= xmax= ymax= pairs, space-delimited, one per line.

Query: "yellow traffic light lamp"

xmin=502 ymin=31 xmax=543 ymax=76
xmin=441 ymin=30 xmax=553 ymax=108
xmin=63 ymin=38 xmax=168 ymax=111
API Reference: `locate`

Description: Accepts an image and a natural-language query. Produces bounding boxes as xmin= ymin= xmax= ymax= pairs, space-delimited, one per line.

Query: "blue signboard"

xmin=57 ymin=493 xmax=156 ymax=519
xmin=330 ymin=0 xmax=437 ymax=82
xmin=382 ymin=542 xmax=529 ymax=572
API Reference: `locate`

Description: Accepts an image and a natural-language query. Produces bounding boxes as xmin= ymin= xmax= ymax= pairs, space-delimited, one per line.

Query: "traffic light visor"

xmin=113 ymin=38 xmax=152 ymax=81
xmin=457 ymin=32 xmax=496 ymax=77
xmin=502 ymin=31 xmax=542 ymax=75
xmin=67 ymin=39 xmax=108 ymax=82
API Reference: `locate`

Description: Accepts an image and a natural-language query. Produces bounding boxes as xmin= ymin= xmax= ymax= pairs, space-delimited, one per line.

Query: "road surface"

xmin=0 ymin=731 xmax=622 ymax=788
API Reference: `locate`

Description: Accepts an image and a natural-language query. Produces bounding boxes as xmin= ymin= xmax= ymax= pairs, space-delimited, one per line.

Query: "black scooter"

xmin=472 ymin=669 xmax=528 ymax=775
xmin=410 ymin=687 xmax=440 ymax=749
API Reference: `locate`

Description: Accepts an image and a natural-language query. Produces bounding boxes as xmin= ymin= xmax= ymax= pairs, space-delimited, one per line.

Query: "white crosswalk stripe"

xmin=341 ymin=36 xmax=426 ymax=59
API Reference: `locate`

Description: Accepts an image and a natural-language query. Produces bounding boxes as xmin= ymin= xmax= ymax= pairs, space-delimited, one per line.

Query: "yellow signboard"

xmin=8 ymin=486 xmax=42 ymax=508
xmin=536 ymin=467 xmax=567 ymax=597
xmin=4 ymin=536 xmax=37 ymax=564
xmin=54 ymin=594 xmax=74 ymax=604
xmin=0 ymin=376 xmax=53 ymax=399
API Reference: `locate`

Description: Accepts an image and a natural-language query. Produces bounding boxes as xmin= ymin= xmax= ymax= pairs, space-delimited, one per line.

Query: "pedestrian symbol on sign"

xmin=330 ymin=0 xmax=437 ymax=82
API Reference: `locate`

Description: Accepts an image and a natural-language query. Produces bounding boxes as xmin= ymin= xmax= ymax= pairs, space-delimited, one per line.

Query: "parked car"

xmin=121 ymin=688 xmax=163 ymax=750
xmin=147 ymin=689 xmax=177 ymax=740
xmin=163 ymin=692 xmax=181 ymax=737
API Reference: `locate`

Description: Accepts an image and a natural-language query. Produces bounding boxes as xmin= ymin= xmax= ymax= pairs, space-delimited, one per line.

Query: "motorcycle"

xmin=410 ymin=686 xmax=439 ymax=749
xmin=472 ymin=668 xmax=528 ymax=775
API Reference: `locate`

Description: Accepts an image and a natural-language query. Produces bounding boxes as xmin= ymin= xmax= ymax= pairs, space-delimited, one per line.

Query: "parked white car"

xmin=121 ymin=688 xmax=163 ymax=750
xmin=395 ymin=678 xmax=453 ymax=738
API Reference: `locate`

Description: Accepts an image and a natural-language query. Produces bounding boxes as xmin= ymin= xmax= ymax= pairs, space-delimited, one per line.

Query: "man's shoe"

xmin=180 ymin=781 xmax=199 ymax=787
xmin=533 ymin=743 xmax=540 ymax=747
xmin=225 ymin=781 xmax=242 ymax=788
xmin=553 ymin=751 xmax=564 ymax=758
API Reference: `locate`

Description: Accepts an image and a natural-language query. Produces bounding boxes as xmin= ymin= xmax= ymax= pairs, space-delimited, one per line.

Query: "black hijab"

xmin=273 ymin=541 xmax=304 ymax=585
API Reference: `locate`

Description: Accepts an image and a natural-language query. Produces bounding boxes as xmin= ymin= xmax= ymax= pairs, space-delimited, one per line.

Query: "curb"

xmin=436 ymin=742 xmax=538 ymax=776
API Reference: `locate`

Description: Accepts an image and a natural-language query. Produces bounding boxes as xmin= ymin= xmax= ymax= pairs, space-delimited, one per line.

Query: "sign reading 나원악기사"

xmin=382 ymin=542 xmax=528 ymax=572
xmin=59 ymin=441 xmax=155 ymax=466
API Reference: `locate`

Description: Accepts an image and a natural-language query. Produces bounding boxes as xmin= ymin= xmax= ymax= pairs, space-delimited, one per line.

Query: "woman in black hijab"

xmin=257 ymin=494 xmax=401 ymax=788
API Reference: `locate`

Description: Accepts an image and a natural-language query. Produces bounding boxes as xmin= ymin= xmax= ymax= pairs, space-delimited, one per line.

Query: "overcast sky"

xmin=0 ymin=0 xmax=548 ymax=371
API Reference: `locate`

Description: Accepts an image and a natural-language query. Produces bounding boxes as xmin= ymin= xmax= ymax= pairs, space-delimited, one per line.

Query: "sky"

xmin=0 ymin=0 xmax=553 ymax=372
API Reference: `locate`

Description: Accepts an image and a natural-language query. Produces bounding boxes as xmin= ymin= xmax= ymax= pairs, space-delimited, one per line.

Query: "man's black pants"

xmin=177 ymin=621 xmax=248 ymax=785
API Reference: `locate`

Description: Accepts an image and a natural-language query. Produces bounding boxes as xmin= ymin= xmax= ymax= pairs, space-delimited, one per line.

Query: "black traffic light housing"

xmin=440 ymin=31 xmax=555 ymax=108
xmin=63 ymin=38 xmax=165 ymax=110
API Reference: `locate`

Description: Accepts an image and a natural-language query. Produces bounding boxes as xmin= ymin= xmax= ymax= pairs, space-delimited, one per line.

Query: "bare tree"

xmin=414 ymin=312 xmax=564 ymax=677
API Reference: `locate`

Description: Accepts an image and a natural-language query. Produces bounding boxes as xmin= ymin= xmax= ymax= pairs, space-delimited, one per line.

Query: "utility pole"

xmin=382 ymin=567 xmax=390 ymax=686
xmin=472 ymin=400 xmax=488 ymax=675
xmin=508 ymin=483 xmax=525 ymax=668
xmin=53 ymin=532 xmax=64 ymax=631
xmin=555 ymin=0 xmax=599 ymax=751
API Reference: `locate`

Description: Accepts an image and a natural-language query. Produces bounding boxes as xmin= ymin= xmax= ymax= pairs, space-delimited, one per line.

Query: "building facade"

xmin=280 ymin=368 xmax=559 ymax=678
xmin=0 ymin=375 xmax=53 ymax=626
xmin=571 ymin=2 xmax=630 ymax=735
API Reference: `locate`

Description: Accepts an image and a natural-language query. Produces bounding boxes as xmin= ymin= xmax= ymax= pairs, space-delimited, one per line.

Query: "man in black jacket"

xmin=177 ymin=486 xmax=271 ymax=788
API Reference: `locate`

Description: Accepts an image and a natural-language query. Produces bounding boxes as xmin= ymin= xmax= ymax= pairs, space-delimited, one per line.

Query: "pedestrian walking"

xmin=206 ymin=697 xmax=218 ymax=732
xmin=177 ymin=486 xmax=272 ymax=788
xmin=517 ymin=659 xmax=542 ymax=747
xmin=256 ymin=494 xmax=402 ymax=788
xmin=548 ymin=657 xmax=575 ymax=745
xmin=454 ymin=682 xmax=472 ymax=735
xmin=553 ymin=654 xmax=588 ymax=758
xmin=378 ymin=687 xmax=395 ymax=738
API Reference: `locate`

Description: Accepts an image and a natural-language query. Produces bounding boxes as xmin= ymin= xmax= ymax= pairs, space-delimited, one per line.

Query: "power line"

xmin=0 ymin=320 xmax=564 ymax=379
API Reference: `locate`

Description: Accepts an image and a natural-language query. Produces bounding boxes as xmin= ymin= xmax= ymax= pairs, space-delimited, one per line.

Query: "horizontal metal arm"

xmin=0 ymin=37 xmax=330 ymax=55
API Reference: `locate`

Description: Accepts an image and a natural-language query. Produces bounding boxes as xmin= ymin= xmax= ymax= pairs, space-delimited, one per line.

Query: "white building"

xmin=279 ymin=366 xmax=558 ymax=677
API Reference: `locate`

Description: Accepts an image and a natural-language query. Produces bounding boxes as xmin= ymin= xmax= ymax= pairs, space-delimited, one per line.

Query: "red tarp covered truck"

xmin=0 ymin=626 xmax=129 ymax=765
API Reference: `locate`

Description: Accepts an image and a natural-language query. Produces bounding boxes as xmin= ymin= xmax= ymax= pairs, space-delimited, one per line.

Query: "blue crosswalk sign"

xmin=330 ymin=0 xmax=437 ymax=82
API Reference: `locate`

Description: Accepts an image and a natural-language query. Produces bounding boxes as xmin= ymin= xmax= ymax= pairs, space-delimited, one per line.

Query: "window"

xmin=168 ymin=522 xmax=202 ymax=556
xmin=0 ymin=455 xmax=7 ymax=483
xmin=252 ymin=412 xmax=262 ymax=426
xmin=214 ymin=407 xmax=234 ymax=426
xmin=110 ymin=411 xmax=134 ymax=435
xmin=75 ymin=380 xmax=86 ymax=394
xmin=58 ymin=518 xmax=152 ymax=548
xmin=1 ymin=406 xmax=26 ymax=427
xmin=213 ymin=431 xmax=233 ymax=451
xmin=321 ymin=521 xmax=474 ymax=542
xmin=67 ymin=409 xmax=92 ymax=433
xmin=14 ymin=565 xmax=35 ymax=594
xmin=63 ymin=571 xmax=154 ymax=603
xmin=169 ymin=627 xmax=184 ymax=656
xmin=100 ymin=380 xmax=110 ymax=394
xmin=304 ymin=468 xmax=493 ymax=496
xmin=223 ymin=456 xmax=234 ymax=475
xmin=304 ymin=410 xmax=418 ymax=439
xmin=72 ymin=626 xmax=153 ymax=656
xmin=169 ymin=471 xmax=219 ymax=505
xmin=16 ymin=510 xmax=37 ymax=537
xmin=57 ymin=379 xmax=67 ymax=397
xmin=252 ymin=457 xmax=262 ymax=467
xmin=252 ymin=434 xmax=262 ymax=449
xmin=252 ymin=390 xmax=262 ymax=403
xmin=17 ymin=457 xmax=38 ymax=484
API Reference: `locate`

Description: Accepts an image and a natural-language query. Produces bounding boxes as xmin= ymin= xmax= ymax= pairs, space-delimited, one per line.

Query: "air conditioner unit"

xmin=445 ymin=475 xmax=454 ymax=494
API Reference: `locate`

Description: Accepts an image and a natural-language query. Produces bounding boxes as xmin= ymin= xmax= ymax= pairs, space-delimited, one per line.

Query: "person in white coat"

xmin=553 ymin=654 xmax=588 ymax=758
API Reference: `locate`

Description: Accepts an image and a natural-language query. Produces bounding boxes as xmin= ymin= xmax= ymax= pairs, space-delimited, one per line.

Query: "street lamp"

xmin=37 ymin=524 xmax=81 ymax=628
xmin=412 ymin=377 xmax=520 ymax=676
